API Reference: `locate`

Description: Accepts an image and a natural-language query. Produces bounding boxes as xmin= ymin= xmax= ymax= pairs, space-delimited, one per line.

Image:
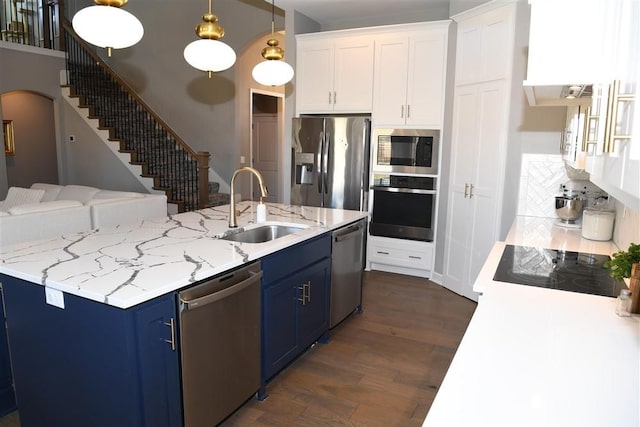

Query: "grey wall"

xmin=0 ymin=43 xmax=65 ymax=199
xmin=449 ymin=0 xmax=492 ymax=16
xmin=58 ymin=100 xmax=148 ymax=192
xmin=63 ymin=0 xmax=285 ymax=189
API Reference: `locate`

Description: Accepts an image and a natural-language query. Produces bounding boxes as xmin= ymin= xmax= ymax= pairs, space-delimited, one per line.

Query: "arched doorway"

xmin=1 ymin=90 xmax=58 ymax=188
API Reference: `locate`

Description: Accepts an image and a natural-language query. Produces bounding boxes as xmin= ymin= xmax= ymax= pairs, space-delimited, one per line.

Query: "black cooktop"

xmin=493 ymin=245 xmax=627 ymax=298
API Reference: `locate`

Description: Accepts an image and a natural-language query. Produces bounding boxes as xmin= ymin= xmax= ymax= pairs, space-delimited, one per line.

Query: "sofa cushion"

xmin=93 ymin=190 xmax=144 ymax=200
xmin=56 ymin=185 xmax=100 ymax=204
xmin=2 ymin=187 xmax=45 ymax=211
xmin=8 ymin=200 xmax=83 ymax=215
xmin=30 ymin=183 xmax=63 ymax=202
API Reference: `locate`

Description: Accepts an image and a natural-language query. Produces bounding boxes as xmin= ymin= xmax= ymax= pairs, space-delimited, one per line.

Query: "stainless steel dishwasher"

xmin=330 ymin=219 xmax=365 ymax=328
xmin=178 ymin=260 xmax=262 ymax=427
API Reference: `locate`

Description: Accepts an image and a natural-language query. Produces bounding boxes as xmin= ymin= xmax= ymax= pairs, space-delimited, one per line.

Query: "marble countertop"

xmin=0 ymin=202 xmax=367 ymax=309
xmin=424 ymin=216 xmax=639 ymax=427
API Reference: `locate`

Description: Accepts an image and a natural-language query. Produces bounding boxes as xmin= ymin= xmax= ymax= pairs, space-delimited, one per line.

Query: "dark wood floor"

xmin=221 ymin=270 xmax=477 ymax=426
xmin=0 ymin=271 xmax=476 ymax=427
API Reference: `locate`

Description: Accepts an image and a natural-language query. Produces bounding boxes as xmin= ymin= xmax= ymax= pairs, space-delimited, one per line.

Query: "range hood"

xmin=523 ymin=82 xmax=593 ymax=107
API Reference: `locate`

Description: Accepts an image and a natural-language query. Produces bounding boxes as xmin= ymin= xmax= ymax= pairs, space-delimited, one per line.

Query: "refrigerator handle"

xmin=317 ymin=131 xmax=324 ymax=194
xmin=323 ymin=133 xmax=330 ymax=194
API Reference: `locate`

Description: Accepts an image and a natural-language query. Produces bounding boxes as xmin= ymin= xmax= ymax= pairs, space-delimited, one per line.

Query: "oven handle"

xmin=371 ymin=186 xmax=436 ymax=195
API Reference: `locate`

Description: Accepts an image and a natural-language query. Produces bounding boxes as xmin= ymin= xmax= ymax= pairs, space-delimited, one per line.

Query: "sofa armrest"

xmin=88 ymin=195 xmax=167 ymax=229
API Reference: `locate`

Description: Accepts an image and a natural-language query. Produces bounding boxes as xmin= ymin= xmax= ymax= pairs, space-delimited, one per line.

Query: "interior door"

xmin=252 ymin=114 xmax=279 ymax=202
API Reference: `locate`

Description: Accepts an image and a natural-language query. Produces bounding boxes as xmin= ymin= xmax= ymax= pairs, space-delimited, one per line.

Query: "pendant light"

xmin=72 ymin=0 xmax=144 ymax=57
xmin=252 ymin=0 xmax=294 ymax=87
xmin=183 ymin=0 xmax=236 ymax=78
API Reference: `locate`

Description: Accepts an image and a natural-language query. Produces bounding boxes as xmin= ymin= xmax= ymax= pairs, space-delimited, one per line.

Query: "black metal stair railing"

xmin=63 ymin=21 xmax=209 ymax=212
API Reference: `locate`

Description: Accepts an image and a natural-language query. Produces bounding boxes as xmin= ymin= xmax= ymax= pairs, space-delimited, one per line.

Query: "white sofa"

xmin=0 ymin=184 xmax=167 ymax=247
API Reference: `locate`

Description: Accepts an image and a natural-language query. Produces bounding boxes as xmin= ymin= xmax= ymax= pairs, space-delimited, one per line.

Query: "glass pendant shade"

xmin=72 ymin=5 xmax=143 ymax=52
xmin=183 ymin=39 xmax=236 ymax=73
xmin=252 ymin=0 xmax=293 ymax=87
xmin=252 ymin=59 xmax=294 ymax=86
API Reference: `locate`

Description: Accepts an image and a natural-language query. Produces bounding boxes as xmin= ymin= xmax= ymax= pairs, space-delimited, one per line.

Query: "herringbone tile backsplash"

xmin=517 ymin=154 xmax=567 ymax=218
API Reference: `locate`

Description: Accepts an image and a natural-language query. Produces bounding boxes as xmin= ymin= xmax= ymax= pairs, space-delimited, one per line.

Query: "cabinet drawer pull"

xmin=400 ymin=105 xmax=404 ymax=118
xmin=469 ymin=183 xmax=474 ymax=198
xmin=407 ymin=104 xmax=411 ymax=118
xmin=164 ymin=318 xmax=176 ymax=351
xmin=464 ymin=183 xmax=469 ymax=198
xmin=306 ymin=282 xmax=311 ymax=303
xmin=376 ymin=251 xmax=389 ymax=255
xmin=329 ymin=91 xmax=332 ymax=104
xmin=408 ymin=255 xmax=422 ymax=260
xmin=333 ymin=91 xmax=337 ymax=104
xmin=297 ymin=284 xmax=306 ymax=305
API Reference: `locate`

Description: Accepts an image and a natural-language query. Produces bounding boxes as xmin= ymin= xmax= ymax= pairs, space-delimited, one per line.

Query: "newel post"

xmin=197 ymin=151 xmax=211 ymax=210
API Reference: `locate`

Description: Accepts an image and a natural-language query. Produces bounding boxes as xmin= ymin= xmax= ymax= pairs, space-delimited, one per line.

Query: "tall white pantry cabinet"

xmin=442 ymin=1 xmax=530 ymax=301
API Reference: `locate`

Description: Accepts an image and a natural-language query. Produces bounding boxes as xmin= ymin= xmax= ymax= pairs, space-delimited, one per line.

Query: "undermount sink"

xmin=220 ymin=224 xmax=307 ymax=244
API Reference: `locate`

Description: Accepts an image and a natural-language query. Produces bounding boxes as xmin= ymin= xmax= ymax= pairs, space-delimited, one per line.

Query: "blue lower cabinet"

xmin=0 ymin=274 xmax=182 ymax=427
xmin=261 ymin=233 xmax=331 ymax=388
xmin=0 ymin=289 xmax=16 ymax=417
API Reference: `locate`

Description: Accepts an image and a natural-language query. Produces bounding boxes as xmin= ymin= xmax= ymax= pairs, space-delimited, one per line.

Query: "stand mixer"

xmin=554 ymin=180 xmax=605 ymax=227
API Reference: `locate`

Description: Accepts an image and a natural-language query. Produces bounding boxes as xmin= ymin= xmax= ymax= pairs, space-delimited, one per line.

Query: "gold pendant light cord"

xmin=271 ymin=0 xmax=275 ymax=36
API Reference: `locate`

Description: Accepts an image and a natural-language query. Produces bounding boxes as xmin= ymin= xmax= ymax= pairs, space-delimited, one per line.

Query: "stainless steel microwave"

xmin=372 ymin=128 xmax=440 ymax=174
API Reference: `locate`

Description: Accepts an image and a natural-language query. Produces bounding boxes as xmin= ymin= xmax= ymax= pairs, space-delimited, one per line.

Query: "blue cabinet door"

xmin=262 ymin=273 xmax=299 ymax=381
xmin=297 ymin=258 xmax=330 ymax=351
xmin=134 ymin=293 xmax=183 ymax=427
xmin=1 ymin=274 xmax=182 ymax=427
xmin=0 ymin=290 xmax=16 ymax=417
xmin=261 ymin=233 xmax=332 ymax=385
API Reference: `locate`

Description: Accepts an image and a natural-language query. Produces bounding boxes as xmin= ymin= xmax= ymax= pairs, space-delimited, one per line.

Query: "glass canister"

xmin=581 ymin=208 xmax=615 ymax=241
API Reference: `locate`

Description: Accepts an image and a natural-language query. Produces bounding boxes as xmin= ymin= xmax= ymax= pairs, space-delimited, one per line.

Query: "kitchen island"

xmin=0 ymin=202 xmax=368 ymax=427
xmin=424 ymin=216 xmax=640 ymax=426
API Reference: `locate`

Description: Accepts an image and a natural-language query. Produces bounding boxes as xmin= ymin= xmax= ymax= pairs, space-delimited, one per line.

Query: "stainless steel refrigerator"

xmin=291 ymin=116 xmax=370 ymax=210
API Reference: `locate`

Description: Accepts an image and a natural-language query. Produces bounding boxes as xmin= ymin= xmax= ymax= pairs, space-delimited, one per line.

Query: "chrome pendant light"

xmin=72 ymin=0 xmax=144 ymax=57
xmin=184 ymin=0 xmax=236 ymax=78
xmin=252 ymin=0 xmax=294 ymax=87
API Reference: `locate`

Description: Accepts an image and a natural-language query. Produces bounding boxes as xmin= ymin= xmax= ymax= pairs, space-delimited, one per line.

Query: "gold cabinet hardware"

xmin=164 ymin=318 xmax=176 ymax=351
xmin=604 ymin=80 xmax=635 ymax=153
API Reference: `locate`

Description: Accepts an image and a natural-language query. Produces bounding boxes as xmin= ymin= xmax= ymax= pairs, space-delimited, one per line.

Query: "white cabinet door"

xmin=405 ymin=31 xmax=446 ymax=126
xmin=373 ymin=26 xmax=448 ymax=127
xmin=332 ymin=37 xmax=375 ymax=112
xmin=372 ymin=35 xmax=409 ymax=125
xmin=296 ymin=36 xmax=374 ymax=114
xmin=454 ymin=5 xmax=512 ymax=85
xmin=585 ymin=0 xmax=639 ymax=211
xmin=444 ymin=81 xmax=507 ymax=300
xmin=296 ymin=40 xmax=334 ymax=113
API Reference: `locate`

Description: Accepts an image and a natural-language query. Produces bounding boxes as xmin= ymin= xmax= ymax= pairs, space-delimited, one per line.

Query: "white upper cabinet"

xmin=523 ymin=0 xmax=612 ymax=106
xmin=295 ymin=34 xmax=374 ymax=114
xmin=372 ymin=23 xmax=450 ymax=127
xmin=585 ymin=0 xmax=639 ymax=211
xmin=455 ymin=6 xmax=512 ymax=85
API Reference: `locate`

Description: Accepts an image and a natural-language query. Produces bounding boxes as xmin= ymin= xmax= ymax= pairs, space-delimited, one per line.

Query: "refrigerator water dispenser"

xmin=294 ymin=152 xmax=315 ymax=185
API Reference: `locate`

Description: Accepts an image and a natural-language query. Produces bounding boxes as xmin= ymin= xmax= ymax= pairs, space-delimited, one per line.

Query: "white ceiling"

xmin=273 ymin=0 xmax=453 ymax=30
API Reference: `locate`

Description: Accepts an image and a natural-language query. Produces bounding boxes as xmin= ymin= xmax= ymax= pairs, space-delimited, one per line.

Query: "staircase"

xmin=63 ymin=23 xmax=209 ymax=213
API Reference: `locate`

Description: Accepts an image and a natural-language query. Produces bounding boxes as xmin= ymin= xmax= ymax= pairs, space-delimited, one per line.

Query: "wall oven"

xmin=372 ymin=128 xmax=439 ymax=174
xmin=370 ymin=174 xmax=436 ymax=242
